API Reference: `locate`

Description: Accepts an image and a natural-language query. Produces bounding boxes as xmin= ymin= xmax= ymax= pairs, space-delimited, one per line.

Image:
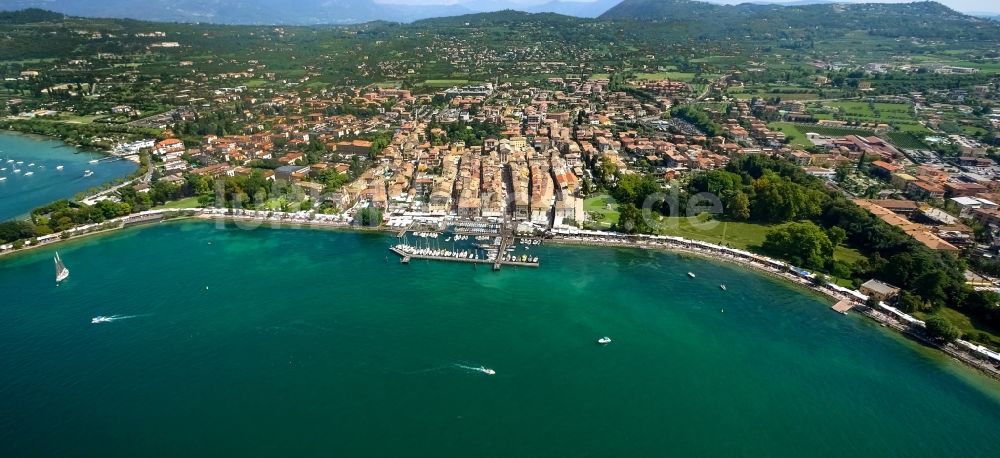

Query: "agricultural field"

xmin=731 ymin=91 xmax=823 ymax=101
xmin=421 ymin=79 xmax=471 ymax=88
xmin=884 ymin=131 xmax=930 ymax=149
xmin=768 ymin=122 xmax=875 ymax=147
xmin=635 ymin=72 xmax=697 ymax=82
xmin=807 ymin=100 xmax=931 ymax=135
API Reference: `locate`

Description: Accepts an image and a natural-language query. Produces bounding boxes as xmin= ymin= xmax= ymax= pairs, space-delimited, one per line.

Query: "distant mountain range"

xmin=0 ymin=0 xmax=994 ymax=25
xmin=600 ymin=0 xmax=967 ymax=22
xmin=0 ymin=0 xmax=621 ymax=24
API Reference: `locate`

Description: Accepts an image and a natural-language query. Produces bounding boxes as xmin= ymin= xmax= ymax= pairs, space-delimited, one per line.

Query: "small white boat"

xmin=23 ymin=171 xmax=33 ymax=176
xmin=88 ymin=159 xmax=99 ymax=164
xmin=720 ymin=284 xmax=727 ymax=291
xmin=480 ymin=367 xmax=496 ymax=375
xmin=92 ymin=316 xmax=113 ymax=324
xmin=27 ymin=163 xmax=34 ymax=167
xmin=83 ymin=170 xmax=93 ymax=177
xmin=0 ymin=177 xmax=6 ymax=182
xmin=687 ymin=272 xmax=696 ymax=278
xmin=598 ymin=336 xmax=612 ymax=345
xmin=13 ymin=168 xmax=20 ymax=173
xmin=56 ymin=165 xmax=64 ymax=170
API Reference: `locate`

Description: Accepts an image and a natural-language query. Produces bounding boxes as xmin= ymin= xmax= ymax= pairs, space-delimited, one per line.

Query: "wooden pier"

xmin=493 ymin=234 xmax=512 ymax=271
xmin=831 ymin=299 xmax=855 ymax=314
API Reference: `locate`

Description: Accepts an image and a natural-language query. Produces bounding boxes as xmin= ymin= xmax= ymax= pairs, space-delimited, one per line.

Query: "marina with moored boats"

xmin=391 ymin=227 xmax=541 ymax=269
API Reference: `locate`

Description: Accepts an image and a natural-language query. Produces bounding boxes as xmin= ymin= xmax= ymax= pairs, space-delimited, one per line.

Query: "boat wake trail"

xmin=403 ymin=363 xmax=497 ymax=376
xmin=91 ymin=314 xmax=146 ymax=324
xmin=453 ymin=363 xmax=496 ymax=375
xmin=402 ymin=365 xmax=454 ymax=375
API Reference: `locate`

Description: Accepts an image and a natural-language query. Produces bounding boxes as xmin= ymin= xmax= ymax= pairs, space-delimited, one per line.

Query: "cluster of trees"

xmin=671 ymin=106 xmax=723 ymax=137
xmin=761 ymin=221 xmax=841 ymax=271
xmin=173 ymin=110 xmax=241 ymax=140
xmin=609 ymin=173 xmax=660 ymax=234
xmin=924 ymin=315 xmax=962 ymax=342
xmin=0 ymin=220 xmax=38 ymax=244
xmin=687 ymin=158 xmax=827 ymax=224
xmin=354 ymin=207 xmax=383 ymax=227
xmin=682 ymin=156 xmax=997 ymax=337
xmin=426 ymin=121 xmax=503 ymax=147
xmin=8 ymin=199 xmax=136 ymax=238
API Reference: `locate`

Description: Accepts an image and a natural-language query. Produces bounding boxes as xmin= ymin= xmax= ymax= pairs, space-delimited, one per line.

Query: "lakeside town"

xmin=2 ymin=6 xmax=1000 ymax=377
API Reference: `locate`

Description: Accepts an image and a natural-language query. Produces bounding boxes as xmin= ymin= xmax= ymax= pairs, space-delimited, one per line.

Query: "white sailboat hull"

xmin=54 ymin=252 xmax=69 ymax=283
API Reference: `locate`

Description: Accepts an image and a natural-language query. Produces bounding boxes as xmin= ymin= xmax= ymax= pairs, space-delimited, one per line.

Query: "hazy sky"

xmin=376 ymin=0 xmax=1000 ymax=13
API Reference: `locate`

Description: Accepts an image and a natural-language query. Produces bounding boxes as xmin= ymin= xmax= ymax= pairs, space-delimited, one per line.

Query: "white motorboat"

xmin=88 ymin=159 xmax=99 ymax=164
xmin=83 ymin=170 xmax=94 ymax=177
xmin=598 ymin=336 xmax=612 ymax=345
xmin=23 ymin=171 xmax=33 ymax=176
xmin=480 ymin=367 xmax=496 ymax=375
xmin=92 ymin=316 xmax=113 ymax=324
xmin=720 ymin=284 xmax=727 ymax=291
xmin=687 ymin=272 xmax=696 ymax=278
xmin=56 ymin=165 xmax=64 ymax=170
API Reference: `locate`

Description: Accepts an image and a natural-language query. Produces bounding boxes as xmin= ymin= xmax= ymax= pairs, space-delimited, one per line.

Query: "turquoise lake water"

xmin=1 ymin=221 xmax=999 ymax=456
xmin=0 ymin=131 xmax=137 ymax=221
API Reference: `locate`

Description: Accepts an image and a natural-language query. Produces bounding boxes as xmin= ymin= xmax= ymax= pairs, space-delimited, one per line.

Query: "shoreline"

xmin=0 ymin=129 xmax=141 ymax=221
xmin=3 ymin=208 xmax=999 ymax=380
xmin=0 ymin=127 xmax=114 ymax=156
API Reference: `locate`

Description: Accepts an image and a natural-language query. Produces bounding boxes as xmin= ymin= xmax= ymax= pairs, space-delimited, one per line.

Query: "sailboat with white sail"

xmin=54 ymin=252 xmax=69 ymax=283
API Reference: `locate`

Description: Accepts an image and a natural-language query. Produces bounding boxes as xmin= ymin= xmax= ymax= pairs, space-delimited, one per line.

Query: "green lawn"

xmin=244 ymin=79 xmax=270 ymax=88
xmin=153 ymin=196 xmax=202 ymax=210
xmin=422 ymin=79 xmax=470 ymax=88
xmin=56 ymin=114 xmax=103 ymax=124
xmin=917 ymin=308 xmax=1000 ymax=351
xmin=584 ymin=193 xmax=620 ymax=227
xmin=653 ymin=217 xmax=771 ymax=250
xmin=653 ymin=216 xmax=865 ymax=264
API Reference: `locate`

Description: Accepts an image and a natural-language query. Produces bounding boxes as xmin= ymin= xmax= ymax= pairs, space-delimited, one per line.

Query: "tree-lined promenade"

xmin=602 ymin=154 xmax=1000 ymax=350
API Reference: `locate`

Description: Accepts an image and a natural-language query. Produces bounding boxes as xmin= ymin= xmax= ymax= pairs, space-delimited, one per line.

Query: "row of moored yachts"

xmin=395 ymin=244 xmax=539 ymax=264
xmin=396 ymin=244 xmax=484 ymax=260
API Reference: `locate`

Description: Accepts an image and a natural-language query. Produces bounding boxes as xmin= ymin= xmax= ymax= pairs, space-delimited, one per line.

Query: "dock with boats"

xmin=390 ymin=244 xmax=539 ymax=268
xmin=390 ymin=223 xmax=540 ymax=269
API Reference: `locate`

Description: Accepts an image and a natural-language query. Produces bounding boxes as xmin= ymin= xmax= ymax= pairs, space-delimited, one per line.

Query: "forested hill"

xmin=601 ymin=0 xmax=961 ymax=21
xmin=410 ymin=10 xmax=583 ymax=27
xmin=597 ymin=0 xmax=998 ymax=40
